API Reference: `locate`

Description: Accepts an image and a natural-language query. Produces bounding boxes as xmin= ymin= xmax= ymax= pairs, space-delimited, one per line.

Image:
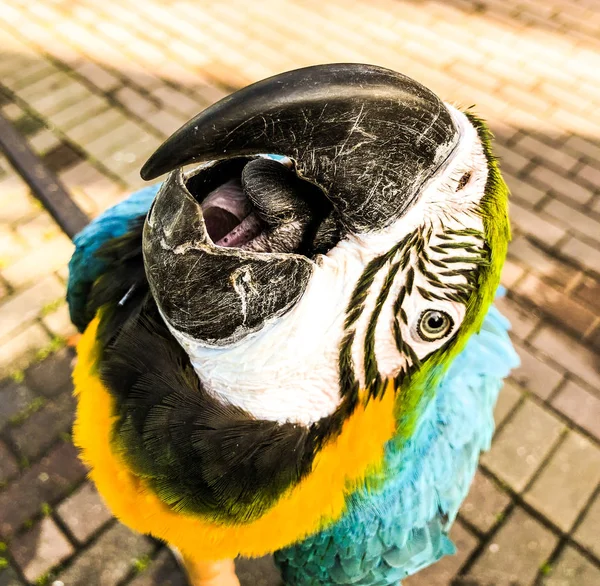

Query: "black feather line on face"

xmin=341 ymin=222 xmax=487 ymax=399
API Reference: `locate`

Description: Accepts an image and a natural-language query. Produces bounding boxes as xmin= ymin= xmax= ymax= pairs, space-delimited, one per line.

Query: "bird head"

xmin=132 ymin=64 xmax=510 ymax=552
xmin=141 ymin=63 xmax=509 ymax=427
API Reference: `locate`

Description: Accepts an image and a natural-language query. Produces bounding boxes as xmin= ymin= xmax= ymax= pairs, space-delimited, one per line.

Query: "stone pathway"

xmin=0 ymin=0 xmax=599 ymax=584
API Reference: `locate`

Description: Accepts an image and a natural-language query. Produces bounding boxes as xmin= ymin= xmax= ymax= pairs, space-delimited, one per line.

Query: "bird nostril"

xmin=456 ymin=171 xmax=472 ymax=191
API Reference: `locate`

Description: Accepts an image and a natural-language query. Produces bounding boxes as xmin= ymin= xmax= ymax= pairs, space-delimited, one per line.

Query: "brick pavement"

xmin=0 ymin=0 xmax=599 ymax=584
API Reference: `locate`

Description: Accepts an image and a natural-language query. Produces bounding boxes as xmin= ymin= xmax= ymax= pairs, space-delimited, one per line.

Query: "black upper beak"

xmin=141 ymin=63 xmax=458 ymax=233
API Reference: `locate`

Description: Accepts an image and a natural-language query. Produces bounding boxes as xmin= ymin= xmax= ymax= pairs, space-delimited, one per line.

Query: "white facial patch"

xmin=168 ymin=106 xmax=491 ymax=425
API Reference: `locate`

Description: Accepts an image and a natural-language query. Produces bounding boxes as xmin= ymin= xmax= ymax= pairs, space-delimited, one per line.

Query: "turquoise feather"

xmin=68 ymin=186 xmax=519 ymax=586
xmin=67 ymin=184 xmax=160 ymax=332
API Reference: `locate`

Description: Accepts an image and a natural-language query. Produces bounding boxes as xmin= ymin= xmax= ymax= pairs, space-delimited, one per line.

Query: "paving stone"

xmin=145 ymin=109 xmax=188 ymax=138
xmin=499 ymin=259 xmax=525 ymax=288
xmin=42 ymin=143 xmax=85 ymax=174
xmin=0 ymin=178 xmax=37 ymax=224
xmin=56 ymin=482 xmax=113 ymax=544
xmin=587 ymin=322 xmax=600 ymax=354
xmin=510 ymin=340 xmax=564 ymax=400
xmin=574 ymin=493 xmax=600 ymax=558
xmin=0 ymin=103 xmax=24 ymax=121
xmin=493 ymin=144 xmax=530 ymax=175
xmin=541 ymin=546 xmax=600 ymax=586
xmin=7 ymin=392 xmax=76 ymax=461
xmin=42 ymin=304 xmax=78 ymax=340
xmin=0 ymin=441 xmax=19 ymax=486
xmin=552 ymin=109 xmax=600 ymax=141
xmin=544 ymin=199 xmax=600 ymax=245
xmin=151 ymin=86 xmax=202 ymax=117
xmin=194 ymin=83 xmax=228 ymax=108
xmin=46 ymin=94 xmax=110 ymax=132
xmin=234 ymin=555 xmax=284 ymax=586
xmin=12 ymin=71 xmax=68 ymax=103
xmin=83 ymin=119 xmax=151 ymax=160
xmin=75 ymin=61 xmax=121 ymax=92
xmin=524 ymin=431 xmax=600 ymax=532
xmin=56 ymin=265 xmax=69 ymax=283
xmin=13 ymin=114 xmax=45 ymax=137
xmin=403 ymin=521 xmax=477 ymax=586
xmin=514 ymin=134 xmax=578 ymax=173
xmin=28 ymin=81 xmax=91 ymax=119
xmin=515 ymin=274 xmax=596 ymax=337
xmin=114 ymin=86 xmax=158 ymax=118
xmin=10 ymin=517 xmax=73 ymax=582
xmin=508 ymin=236 xmax=579 ymax=289
xmin=15 ymin=213 xmax=63 ymax=248
xmin=552 ymin=380 xmax=600 ymax=441
xmin=578 ymin=164 xmax=600 ymax=190
xmin=0 ymin=379 xmax=36 ymax=431
xmin=28 ymin=129 xmax=62 ymax=156
xmin=65 ymin=109 xmax=130 ymax=145
xmin=493 ymin=380 xmax=523 ymax=428
xmin=102 ymin=136 xmax=159 ymax=176
xmin=1 ymin=236 xmax=74 ymax=289
xmin=25 ymin=348 xmax=74 ymax=398
xmin=74 ymin=60 xmax=121 ymax=94
xmin=510 ymin=201 xmax=566 ymax=248
xmin=500 ymin=85 xmax=550 ymax=116
xmin=0 ymin=276 xmax=65 ymax=339
xmin=1 ymin=62 xmax=57 ymax=94
xmin=0 ymin=442 xmax=87 ymax=537
xmin=0 ymin=566 xmax=25 ymax=586
xmin=481 ymin=399 xmax=564 ymax=492
xmin=55 ymin=523 xmax=154 ymax=586
xmin=573 ymin=275 xmax=600 ymax=315
xmin=0 ymin=323 xmax=52 ymax=378
xmin=0 ymin=227 xmax=27 ymax=268
xmin=81 ymin=187 xmax=128 ymax=216
xmin=128 ymin=549 xmax=188 ymax=586
xmin=465 ymin=507 xmax=558 ymax=586
xmin=560 ymin=236 xmax=600 ymax=276
xmin=494 ymin=295 xmax=539 ymax=341
xmin=530 ymin=326 xmax=600 ymax=391
xmin=58 ymin=161 xmax=121 ymax=203
xmin=460 ymin=469 xmax=511 ymax=533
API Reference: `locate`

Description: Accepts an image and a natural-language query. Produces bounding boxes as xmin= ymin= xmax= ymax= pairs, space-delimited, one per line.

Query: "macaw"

xmin=67 ymin=64 xmax=518 ymax=586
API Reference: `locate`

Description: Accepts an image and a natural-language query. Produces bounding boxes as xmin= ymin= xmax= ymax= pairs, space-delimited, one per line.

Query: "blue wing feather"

xmin=276 ymin=304 xmax=519 ymax=585
xmin=66 ymin=184 xmax=160 ymax=331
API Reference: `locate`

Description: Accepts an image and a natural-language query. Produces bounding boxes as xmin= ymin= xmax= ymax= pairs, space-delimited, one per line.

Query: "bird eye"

xmin=417 ymin=310 xmax=454 ymax=341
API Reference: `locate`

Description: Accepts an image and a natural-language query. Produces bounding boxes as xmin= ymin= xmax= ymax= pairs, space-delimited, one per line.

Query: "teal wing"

xmin=67 ymin=184 xmax=159 ymax=332
xmin=275 ymin=303 xmax=519 ymax=586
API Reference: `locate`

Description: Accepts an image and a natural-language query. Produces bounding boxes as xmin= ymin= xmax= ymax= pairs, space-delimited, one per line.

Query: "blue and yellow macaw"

xmin=67 ymin=64 xmax=518 ymax=586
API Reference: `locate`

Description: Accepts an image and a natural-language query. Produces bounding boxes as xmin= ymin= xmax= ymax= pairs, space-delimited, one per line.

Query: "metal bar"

xmin=0 ymin=112 xmax=89 ymax=238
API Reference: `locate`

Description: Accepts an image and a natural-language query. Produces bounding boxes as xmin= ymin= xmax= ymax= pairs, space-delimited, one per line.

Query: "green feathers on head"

xmin=392 ymin=112 xmax=511 ymax=435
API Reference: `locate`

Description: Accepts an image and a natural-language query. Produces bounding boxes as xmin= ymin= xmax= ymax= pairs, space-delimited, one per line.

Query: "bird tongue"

xmin=216 ymin=213 xmax=264 ymax=248
xmin=200 ymin=179 xmax=264 ymax=248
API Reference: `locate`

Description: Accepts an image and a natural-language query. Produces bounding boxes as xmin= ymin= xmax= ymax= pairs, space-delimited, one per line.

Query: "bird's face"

xmin=142 ymin=64 xmax=509 ymax=428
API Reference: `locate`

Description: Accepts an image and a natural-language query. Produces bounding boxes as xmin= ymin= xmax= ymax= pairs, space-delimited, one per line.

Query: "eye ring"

xmin=417 ymin=309 xmax=454 ymax=341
